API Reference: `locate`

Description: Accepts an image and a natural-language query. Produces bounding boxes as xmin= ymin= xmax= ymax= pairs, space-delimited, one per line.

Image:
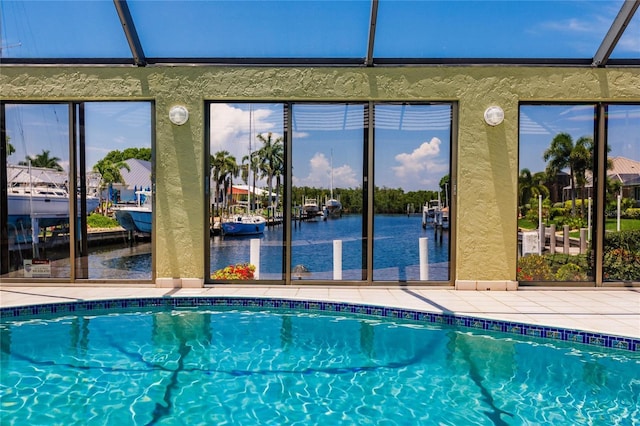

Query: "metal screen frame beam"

xmin=592 ymin=0 xmax=639 ymax=67
xmin=113 ymin=0 xmax=147 ymax=66
xmin=365 ymin=0 xmax=379 ymax=67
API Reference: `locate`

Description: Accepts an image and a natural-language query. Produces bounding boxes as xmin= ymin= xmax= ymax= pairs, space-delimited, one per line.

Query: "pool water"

xmin=1 ymin=308 xmax=638 ymax=425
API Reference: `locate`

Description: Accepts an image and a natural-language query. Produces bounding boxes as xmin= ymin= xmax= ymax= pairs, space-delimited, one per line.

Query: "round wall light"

xmin=484 ymin=106 xmax=505 ymax=126
xmin=169 ymin=105 xmax=189 ymax=126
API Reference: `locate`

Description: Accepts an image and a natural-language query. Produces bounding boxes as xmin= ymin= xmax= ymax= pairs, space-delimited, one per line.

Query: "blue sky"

xmin=1 ymin=1 xmax=638 ymax=59
xmin=3 ymin=1 xmax=639 ymax=191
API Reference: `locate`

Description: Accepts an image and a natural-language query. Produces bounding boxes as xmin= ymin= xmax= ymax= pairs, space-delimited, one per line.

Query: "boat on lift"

xmin=114 ymin=190 xmax=152 ymax=235
xmin=7 ymin=164 xmax=99 ymax=228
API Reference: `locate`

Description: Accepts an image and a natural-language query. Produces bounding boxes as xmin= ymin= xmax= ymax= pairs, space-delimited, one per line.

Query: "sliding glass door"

xmin=373 ymin=103 xmax=451 ymax=282
xmin=1 ymin=101 xmax=153 ymax=281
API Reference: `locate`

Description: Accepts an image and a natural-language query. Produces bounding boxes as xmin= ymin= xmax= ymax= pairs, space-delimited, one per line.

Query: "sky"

xmin=1 ymin=1 xmax=639 ymax=59
xmin=5 ymin=102 xmax=152 ymax=173
xmin=2 ymin=1 xmax=639 ymax=191
xmin=519 ymin=104 xmax=640 ymax=174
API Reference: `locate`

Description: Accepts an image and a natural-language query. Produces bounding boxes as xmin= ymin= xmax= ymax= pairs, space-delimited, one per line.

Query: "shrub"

xmin=212 ymin=263 xmax=256 ymax=280
xmin=517 ymin=255 xmax=553 ymax=281
xmin=623 ymin=208 xmax=640 ymax=220
xmin=555 ymin=263 xmax=587 ymax=281
xmin=549 ymin=207 xmax=567 ymax=220
xmin=87 ymin=213 xmax=120 ymax=228
xmin=602 ymin=230 xmax=640 ymax=281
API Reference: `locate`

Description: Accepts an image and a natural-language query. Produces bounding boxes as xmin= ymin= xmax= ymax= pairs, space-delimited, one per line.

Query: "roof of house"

xmin=609 ymin=157 xmax=640 ymax=179
xmin=119 ymin=159 xmax=151 ymax=190
xmin=561 ymin=157 xmax=640 ymax=190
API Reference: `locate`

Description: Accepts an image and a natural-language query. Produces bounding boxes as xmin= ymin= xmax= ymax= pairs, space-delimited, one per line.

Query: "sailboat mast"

xmin=330 ymin=149 xmax=334 ymax=200
xmin=248 ymin=105 xmax=252 ymax=211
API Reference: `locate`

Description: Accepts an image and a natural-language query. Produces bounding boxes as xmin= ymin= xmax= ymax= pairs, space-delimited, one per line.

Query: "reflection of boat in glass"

xmin=114 ymin=190 xmax=152 ymax=235
xmin=422 ymin=196 xmax=448 ymax=229
xmin=435 ymin=206 xmax=449 ymax=229
xmin=303 ymin=197 xmax=320 ymax=218
xmin=221 ymin=209 xmax=266 ymax=236
xmin=421 ymin=199 xmax=439 ymax=228
xmin=7 ymin=165 xmax=99 ymax=227
xmin=323 ymin=152 xmax=341 ymax=218
xmin=324 ymin=197 xmax=342 ymax=218
xmin=220 ymin=105 xmax=266 ymax=237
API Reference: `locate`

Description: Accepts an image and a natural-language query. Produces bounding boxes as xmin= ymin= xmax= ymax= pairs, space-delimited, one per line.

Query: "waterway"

xmin=4 ymin=215 xmax=449 ymax=282
xmin=210 ymin=214 xmax=449 ymax=281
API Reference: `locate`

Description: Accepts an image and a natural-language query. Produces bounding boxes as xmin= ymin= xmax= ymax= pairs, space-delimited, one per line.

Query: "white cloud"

xmin=293 ymin=152 xmax=359 ymax=188
xmin=392 ymin=137 xmax=449 ymax=187
xmin=209 ymin=104 xmax=279 ymax=161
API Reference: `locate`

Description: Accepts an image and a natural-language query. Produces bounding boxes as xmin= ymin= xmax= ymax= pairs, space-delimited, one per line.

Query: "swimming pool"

xmin=1 ymin=298 xmax=638 ymax=425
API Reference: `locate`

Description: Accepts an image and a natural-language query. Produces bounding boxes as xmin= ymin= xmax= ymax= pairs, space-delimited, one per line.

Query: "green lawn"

xmin=519 ymin=217 xmax=640 ymax=233
xmin=605 ymin=218 xmax=640 ymax=231
xmin=87 ymin=213 xmax=120 ymax=229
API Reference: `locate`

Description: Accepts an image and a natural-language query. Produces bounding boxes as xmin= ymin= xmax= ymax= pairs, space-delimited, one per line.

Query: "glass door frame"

xmin=0 ymin=100 xmax=155 ymax=283
xmin=518 ymin=101 xmax=640 ymax=286
xmin=205 ymin=100 xmax=457 ymax=286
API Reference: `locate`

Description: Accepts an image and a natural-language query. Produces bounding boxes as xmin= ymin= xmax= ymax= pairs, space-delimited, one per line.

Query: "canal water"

xmin=5 ymin=215 xmax=449 ymax=281
xmin=210 ymin=214 xmax=449 ymax=281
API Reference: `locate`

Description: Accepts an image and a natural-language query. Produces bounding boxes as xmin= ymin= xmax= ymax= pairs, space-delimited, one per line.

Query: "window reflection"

xmin=2 ymin=102 xmax=153 ymax=280
xmin=291 ymin=104 xmax=365 ymax=281
xmin=373 ymin=103 xmax=451 ymax=281
xmin=518 ymin=105 xmax=595 ymax=282
xmin=603 ymin=105 xmax=640 ymax=282
xmin=83 ymin=102 xmax=153 ymax=280
xmin=3 ymin=104 xmax=71 ymax=278
xmin=209 ymin=103 xmax=285 ymax=280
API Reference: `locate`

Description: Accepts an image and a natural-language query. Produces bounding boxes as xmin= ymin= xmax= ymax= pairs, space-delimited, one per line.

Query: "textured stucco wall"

xmin=2 ymin=66 xmax=639 ymax=282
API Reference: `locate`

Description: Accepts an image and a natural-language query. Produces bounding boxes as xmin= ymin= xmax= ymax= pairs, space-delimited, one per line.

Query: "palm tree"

xmin=242 ymin=151 xmax=261 ymax=209
xmin=543 ymin=133 xmax=579 ymax=214
xmin=211 ymin=150 xmax=238 ymax=214
xmin=439 ymin=174 xmax=450 ymax=206
xmin=92 ymin=159 xmax=130 ymax=214
xmin=6 ymin=140 xmax=15 ymax=157
xmin=570 ymin=136 xmax=594 ymax=216
xmin=519 ymin=168 xmax=549 ymax=207
xmin=19 ymin=149 xmax=63 ymax=171
xmin=255 ymin=132 xmax=284 ymax=208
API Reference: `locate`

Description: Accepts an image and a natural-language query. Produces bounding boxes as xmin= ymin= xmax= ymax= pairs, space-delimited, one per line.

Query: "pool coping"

xmin=1 ymin=294 xmax=638 ymax=353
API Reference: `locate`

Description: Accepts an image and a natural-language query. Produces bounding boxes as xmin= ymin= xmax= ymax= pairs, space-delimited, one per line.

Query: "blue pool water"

xmin=1 ymin=307 xmax=637 ymax=425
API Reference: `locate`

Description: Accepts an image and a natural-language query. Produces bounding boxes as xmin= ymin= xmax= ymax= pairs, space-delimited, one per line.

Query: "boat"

xmin=114 ymin=190 xmax=152 ymax=235
xmin=421 ymin=199 xmax=440 ymax=228
xmin=303 ymin=197 xmax=320 ymax=219
xmin=324 ymin=197 xmax=342 ymax=218
xmin=435 ymin=206 xmax=449 ymax=229
xmin=7 ymin=164 xmax=100 ymax=228
xmin=221 ymin=208 xmax=267 ymax=236
xmin=323 ymin=152 xmax=342 ymax=219
xmin=220 ymin=105 xmax=267 ymax=236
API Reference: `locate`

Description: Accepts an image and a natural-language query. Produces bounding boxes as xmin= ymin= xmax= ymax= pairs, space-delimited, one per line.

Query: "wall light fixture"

xmin=169 ymin=105 xmax=189 ymax=126
xmin=484 ymin=106 xmax=504 ymax=126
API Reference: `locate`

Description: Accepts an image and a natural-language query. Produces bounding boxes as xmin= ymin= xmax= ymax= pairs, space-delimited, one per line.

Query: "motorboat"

xmin=8 ymin=185 xmax=99 ymax=228
xmin=303 ymin=197 xmax=320 ymax=218
xmin=114 ymin=190 xmax=152 ymax=235
xmin=435 ymin=206 xmax=449 ymax=229
xmin=421 ymin=199 xmax=440 ymax=228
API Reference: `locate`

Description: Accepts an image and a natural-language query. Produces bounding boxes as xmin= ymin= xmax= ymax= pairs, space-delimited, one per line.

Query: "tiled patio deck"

xmin=1 ymin=285 xmax=638 ymax=339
